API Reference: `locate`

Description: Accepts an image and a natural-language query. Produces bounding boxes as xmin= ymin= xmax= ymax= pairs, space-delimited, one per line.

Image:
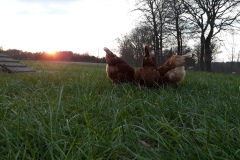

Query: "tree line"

xmin=117 ymin=0 xmax=240 ymax=72
xmin=0 ymin=48 xmax=106 ymax=63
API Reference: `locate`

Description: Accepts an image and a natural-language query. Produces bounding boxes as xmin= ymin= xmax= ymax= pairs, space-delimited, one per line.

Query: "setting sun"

xmin=46 ymin=51 xmax=56 ymax=55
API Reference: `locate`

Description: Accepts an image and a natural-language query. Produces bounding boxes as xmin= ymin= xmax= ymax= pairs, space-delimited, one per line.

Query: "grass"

xmin=0 ymin=61 xmax=240 ymax=159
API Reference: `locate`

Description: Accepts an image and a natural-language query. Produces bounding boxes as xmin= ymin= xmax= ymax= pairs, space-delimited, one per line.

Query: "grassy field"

xmin=0 ymin=61 xmax=240 ymax=159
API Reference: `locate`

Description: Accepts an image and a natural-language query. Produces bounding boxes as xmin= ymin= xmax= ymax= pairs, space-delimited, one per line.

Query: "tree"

xmin=134 ymin=0 xmax=160 ymax=63
xmin=134 ymin=0 xmax=193 ymax=64
xmin=117 ymin=25 xmax=153 ymax=66
xmin=134 ymin=0 xmax=171 ymax=64
xmin=165 ymin=0 xmax=187 ymax=55
xmin=193 ymin=39 xmax=221 ymax=69
xmin=154 ymin=0 xmax=170 ymax=63
xmin=129 ymin=25 xmax=153 ymax=66
xmin=117 ymin=35 xmax=136 ymax=66
xmin=182 ymin=0 xmax=240 ymax=72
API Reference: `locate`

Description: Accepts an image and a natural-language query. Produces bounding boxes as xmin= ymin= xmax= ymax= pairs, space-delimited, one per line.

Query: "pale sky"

xmin=218 ymin=31 xmax=240 ymax=62
xmin=0 ymin=0 xmax=138 ymax=57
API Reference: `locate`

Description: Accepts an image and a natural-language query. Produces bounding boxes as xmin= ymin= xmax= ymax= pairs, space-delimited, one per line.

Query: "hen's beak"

xmin=104 ymin=47 xmax=113 ymax=55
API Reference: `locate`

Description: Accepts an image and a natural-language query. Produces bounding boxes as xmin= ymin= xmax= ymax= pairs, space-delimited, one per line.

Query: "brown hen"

xmin=135 ymin=45 xmax=160 ymax=87
xmin=158 ymin=54 xmax=192 ymax=85
xmin=104 ymin=47 xmax=135 ymax=83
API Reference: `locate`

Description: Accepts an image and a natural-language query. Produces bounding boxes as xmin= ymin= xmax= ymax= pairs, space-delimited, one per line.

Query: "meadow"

xmin=0 ymin=61 xmax=240 ymax=159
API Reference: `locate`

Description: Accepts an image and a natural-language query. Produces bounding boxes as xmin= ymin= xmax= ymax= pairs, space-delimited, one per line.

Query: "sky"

xmin=0 ymin=0 xmax=138 ymax=57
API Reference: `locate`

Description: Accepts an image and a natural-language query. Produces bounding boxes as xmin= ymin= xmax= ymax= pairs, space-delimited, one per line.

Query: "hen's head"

xmin=104 ymin=47 xmax=118 ymax=64
xmin=104 ymin=47 xmax=115 ymax=56
xmin=142 ymin=45 xmax=156 ymax=67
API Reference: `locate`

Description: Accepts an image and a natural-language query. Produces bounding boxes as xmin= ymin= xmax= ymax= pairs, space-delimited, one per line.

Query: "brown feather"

xmin=158 ymin=54 xmax=192 ymax=85
xmin=104 ymin=47 xmax=135 ymax=83
xmin=135 ymin=45 xmax=160 ymax=87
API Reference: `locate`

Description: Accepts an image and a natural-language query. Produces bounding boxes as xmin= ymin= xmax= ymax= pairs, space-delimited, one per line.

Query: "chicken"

xmin=135 ymin=45 xmax=160 ymax=87
xmin=158 ymin=54 xmax=192 ymax=85
xmin=104 ymin=47 xmax=135 ymax=83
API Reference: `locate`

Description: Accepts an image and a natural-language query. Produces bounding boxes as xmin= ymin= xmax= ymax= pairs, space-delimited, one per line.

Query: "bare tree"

xmin=130 ymin=25 xmax=153 ymax=66
xmin=117 ymin=25 xmax=153 ymax=66
xmin=134 ymin=0 xmax=159 ymax=62
xmin=116 ymin=35 xmax=136 ymax=66
xmin=193 ymin=39 xmax=221 ymax=69
xmin=182 ymin=0 xmax=240 ymax=72
xmin=154 ymin=0 xmax=170 ymax=62
xmin=134 ymin=0 xmax=170 ymax=65
xmin=172 ymin=0 xmax=183 ymax=55
xmin=165 ymin=0 xmax=187 ymax=55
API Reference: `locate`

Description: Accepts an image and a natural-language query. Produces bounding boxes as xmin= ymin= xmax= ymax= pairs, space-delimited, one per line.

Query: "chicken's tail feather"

xmin=144 ymin=45 xmax=150 ymax=56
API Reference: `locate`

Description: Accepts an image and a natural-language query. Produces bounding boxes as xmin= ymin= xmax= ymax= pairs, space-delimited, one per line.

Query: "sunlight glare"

xmin=47 ymin=51 xmax=56 ymax=55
